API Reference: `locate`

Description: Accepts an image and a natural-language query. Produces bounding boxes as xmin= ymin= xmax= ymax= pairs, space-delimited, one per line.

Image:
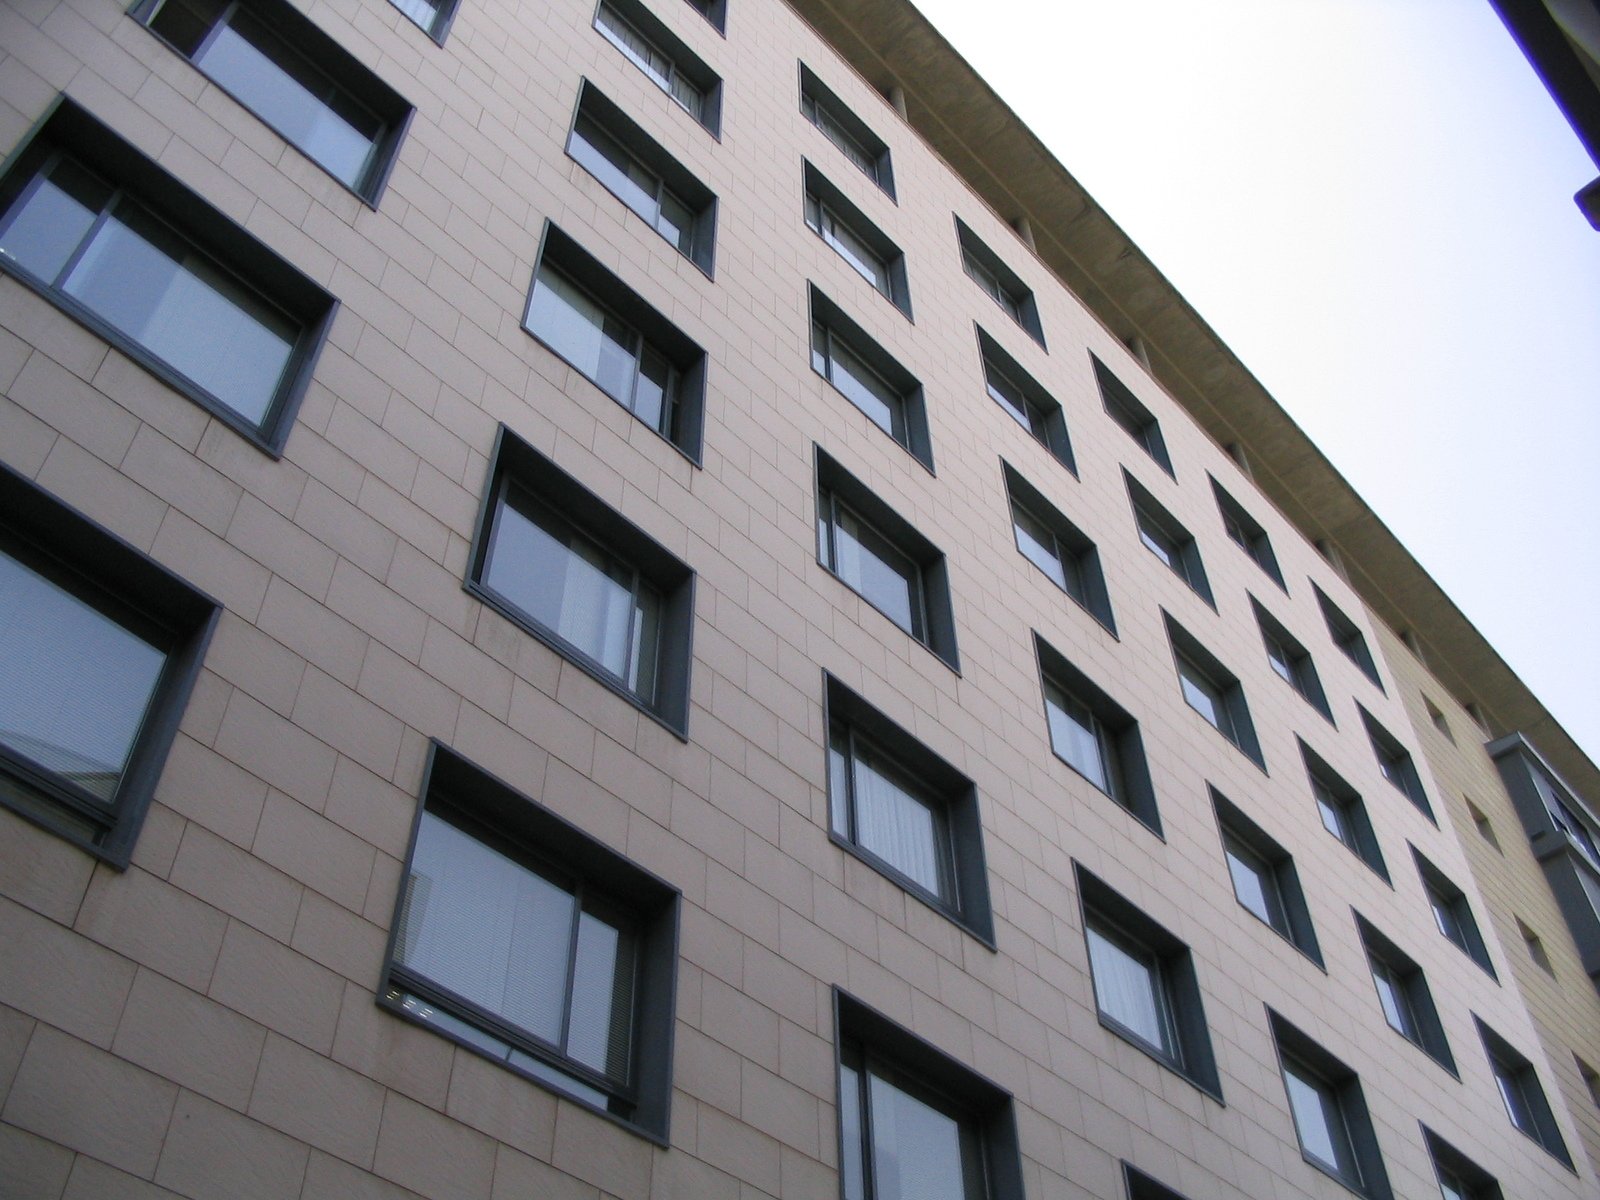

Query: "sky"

xmin=912 ymin=0 xmax=1600 ymax=765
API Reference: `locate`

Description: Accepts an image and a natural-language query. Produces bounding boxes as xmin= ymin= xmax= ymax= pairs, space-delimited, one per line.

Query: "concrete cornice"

xmin=786 ymin=0 xmax=1600 ymax=801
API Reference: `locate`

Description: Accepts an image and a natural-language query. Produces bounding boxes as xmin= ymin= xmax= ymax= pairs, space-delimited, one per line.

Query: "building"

xmin=1 ymin=0 xmax=1597 ymax=1197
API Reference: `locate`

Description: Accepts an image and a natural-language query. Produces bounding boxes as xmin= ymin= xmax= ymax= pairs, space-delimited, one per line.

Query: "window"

xmin=1003 ymin=464 xmax=1114 ymax=632
xmin=1424 ymin=695 xmax=1456 ymax=743
xmin=1123 ymin=1165 xmax=1191 ymax=1200
xmin=1301 ymin=743 xmax=1387 ymax=880
xmin=834 ymin=990 xmax=1025 ymax=1200
xmin=0 ymin=463 xmax=219 ymax=867
xmin=1575 ymin=1055 xmax=1600 ymax=1110
xmin=955 ymin=219 xmax=1044 ymax=347
xmin=1529 ymin=763 xmax=1600 ymax=871
xmin=1166 ymin=615 xmax=1264 ymax=768
xmin=1466 ymin=798 xmax=1500 ymax=850
xmin=132 ymin=0 xmax=410 ymax=203
xmin=595 ymin=0 xmax=722 ymax=134
xmin=815 ymin=450 xmax=958 ymax=669
xmin=0 ymin=98 xmax=335 ymax=453
xmin=1210 ymin=477 xmax=1285 ymax=588
xmin=825 ymin=677 xmax=993 ymax=943
xmin=1095 ymin=356 xmax=1173 ymax=476
xmin=1423 ymin=1128 xmax=1505 ymax=1200
xmin=389 ymin=0 xmax=456 ymax=43
xmin=803 ymin=163 xmax=909 ymax=315
xmin=382 ymin=742 xmax=678 ymax=1140
xmin=468 ymin=427 xmax=695 ymax=736
xmin=1252 ymin=599 xmax=1333 ymax=721
xmin=1037 ymin=635 xmax=1160 ymax=833
xmin=1359 ymin=708 xmax=1433 ymax=822
xmin=568 ymin=83 xmax=716 ymax=273
xmin=800 ymin=64 xmax=894 ymax=197
xmin=682 ymin=0 xmax=725 ymax=33
xmin=1212 ymin=790 xmax=1321 ymax=963
xmin=1269 ymin=1011 xmax=1394 ymax=1199
xmin=1314 ymin=585 xmax=1384 ymax=690
xmin=809 ymin=288 xmax=932 ymax=468
xmin=1078 ymin=866 xmax=1222 ymax=1097
xmin=1476 ymin=1019 xmax=1574 ymax=1168
xmin=1125 ymin=474 xmax=1213 ymax=606
xmin=1412 ymin=848 xmax=1494 ymax=976
xmin=524 ymin=225 xmax=705 ymax=460
xmin=1354 ymin=914 xmax=1454 ymax=1072
xmin=979 ymin=329 xmax=1076 ymax=473
xmin=1516 ymin=917 xmax=1555 ymax=976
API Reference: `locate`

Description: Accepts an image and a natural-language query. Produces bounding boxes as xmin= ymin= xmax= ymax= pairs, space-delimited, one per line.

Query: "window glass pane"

xmin=1178 ymin=658 xmax=1225 ymax=729
xmin=484 ymin=488 xmax=652 ymax=692
xmin=527 ymin=266 xmax=639 ymax=406
xmin=867 ymin=1070 xmax=970 ymax=1200
xmin=1493 ymin=1061 xmax=1536 ymax=1133
xmin=566 ymin=907 xmax=636 ymax=1080
xmin=850 ymin=740 xmax=945 ymax=897
xmin=839 ymin=1060 xmax=867 ymax=1200
xmin=1012 ymin=505 xmax=1067 ymax=591
xmin=570 ymin=115 xmax=660 ymax=224
xmin=813 ymin=103 xmax=877 ymax=180
xmin=656 ymin=188 xmax=694 ymax=254
xmin=817 ymin=207 xmax=888 ymax=295
xmin=1045 ymin=682 xmax=1109 ymax=792
xmin=0 ymin=551 xmax=166 ymax=803
xmin=1428 ymin=888 xmax=1463 ymax=943
xmin=1087 ymin=923 xmax=1171 ymax=1054
xmin=1225 ymin=837 xmax=1281 ymax=929
xmin=390 ymin=0 xmax=443 ymax=32
xmin=0 ymin=157 xmax=106 ymax=283
xmin=62 ymin=202 xmax=294 ymax=424
xmin=826 ymin=337 xmax=905 ymax=440
xmin=1137 ymin=514 xmax=1177 ymax=568
xmin=985 ymin=367 xmax=1036 ymax=435
xmin=396 ymin=811 xmax=574 ymax=1046
xmin=1284 ymin=1061 xmax=1356 ymax=1178
xmin=829 ymin=505 xmax=922 ymax=639
xmin=1265 ymin=636 xmax=1296 ymax=685
xmin=174 ymin=4 xmax=381 ymax=188
xmin=1371 ymin=960 xmax=1416 ymax=1038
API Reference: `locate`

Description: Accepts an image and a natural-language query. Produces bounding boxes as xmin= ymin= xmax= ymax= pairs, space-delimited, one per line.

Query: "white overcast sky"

xmin=912 ymin=0 xmax=1600 ymax=764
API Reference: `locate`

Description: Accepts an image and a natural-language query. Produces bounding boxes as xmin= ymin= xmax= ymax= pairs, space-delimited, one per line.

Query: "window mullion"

xmin=555 ymin=878 xmax=586 ymax=1058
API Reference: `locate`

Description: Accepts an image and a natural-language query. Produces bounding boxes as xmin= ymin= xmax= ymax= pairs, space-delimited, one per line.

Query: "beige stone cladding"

xmin=1368 ymin=617 xmax=1600 ymax=1178
xmin=0 ymin=0 xmax=1592 ymax=1197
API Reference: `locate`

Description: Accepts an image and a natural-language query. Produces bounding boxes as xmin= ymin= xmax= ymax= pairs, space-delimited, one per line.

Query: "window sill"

xmin=1095 ymin=1013 xmax=1224 ymax=1104
xmin=829 ymin=831 xmax=996 ymax=950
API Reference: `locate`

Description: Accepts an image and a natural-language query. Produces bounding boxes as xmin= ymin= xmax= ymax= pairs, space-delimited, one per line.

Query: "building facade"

xmin=0 ymin=0 xmax=1596 ymax=1198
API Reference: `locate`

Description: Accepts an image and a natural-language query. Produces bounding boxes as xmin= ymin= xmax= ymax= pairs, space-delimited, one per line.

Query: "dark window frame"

xmin=567 ymin=82 xmax=717 ymax=275
xmin=1411 ymin=847 xmax=1495 ymax=978
xmin=1123 ymin=1164 xmax=1192 ymax=1200
xmin=814 ymin=449 xmax=958 ymax=670
xmin=466 ymin=426 xmax=695 ymax=739
xmin=799 ymin=63 xmax=894 ymax=199
xmin=1165 ymin=614 xmax=1265 ymax=769
xmin=1269 ymin=1010 xmax=1394 ymax=1199
xmin=1212 ymin=789 xmax=1322 ymax=965
xmin=802 ymin=161 xmax=910 ymax=316
xmin=379 ymin=741 xmax=680 ymax=1143
xmin=1002 ymin=462 xmax=1115 ymax=633
xmin=1360 ymin=706 xmax=1434 ymax=822
xmin=130 ymin=0 xmax=413 ymax=206
xmin=1422 ymin=1126 xmax=1506 ymax=1200
xmin=1314 ymin=584 xmax=1385 ymax=691
xmin=1353 ymin=912 xmax=1455 ymax=1074
xmin=0 ymin=462 xmax=220 ymax=868
xmin=824 ymin=676 xmax=994 ymax=945
xmin=1301 ymin=741 xmax=1389 ymax=882
xmin=523 ymin=223 xmax=707 ymax=464
xmin=0 ymin=97 xmax=337 ymax=457
xmin=979 ymin=327 xmax=1075 ymax=474
xmin=807 ymin=286 xmax=932 ymax=470
xmin=1036 ymin=634 xmax=1160 ymax=835
xmin=1252 ymin=597 xmax=1333 ymax=723
xmin=1125 ymin=473 xmax=1214 ymax=607
xmin=593 ymin=0 xmax=723 ymax=135
xmin=833 ymin=989 xmax=1024 ymax=1200
xmin=1475 ymin=1018 xmax=1574 ymax=1170
xmin=389 ymin=0 xmax=460 ymax=45
xmin=1095 ymin=355 xmax=1173 ymax=476
xmin=1077 ymin=865 xmax=1223 ymax=1100
xmin=1211 ymin=476 xmax=1286 ymax=589
xmin=954 ymin=217 xmax=1044 ymax=348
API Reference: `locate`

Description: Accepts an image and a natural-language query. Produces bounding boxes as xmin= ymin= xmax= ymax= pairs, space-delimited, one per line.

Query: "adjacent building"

xmin=1 ymin=0 xmax=1597 ymax=1197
